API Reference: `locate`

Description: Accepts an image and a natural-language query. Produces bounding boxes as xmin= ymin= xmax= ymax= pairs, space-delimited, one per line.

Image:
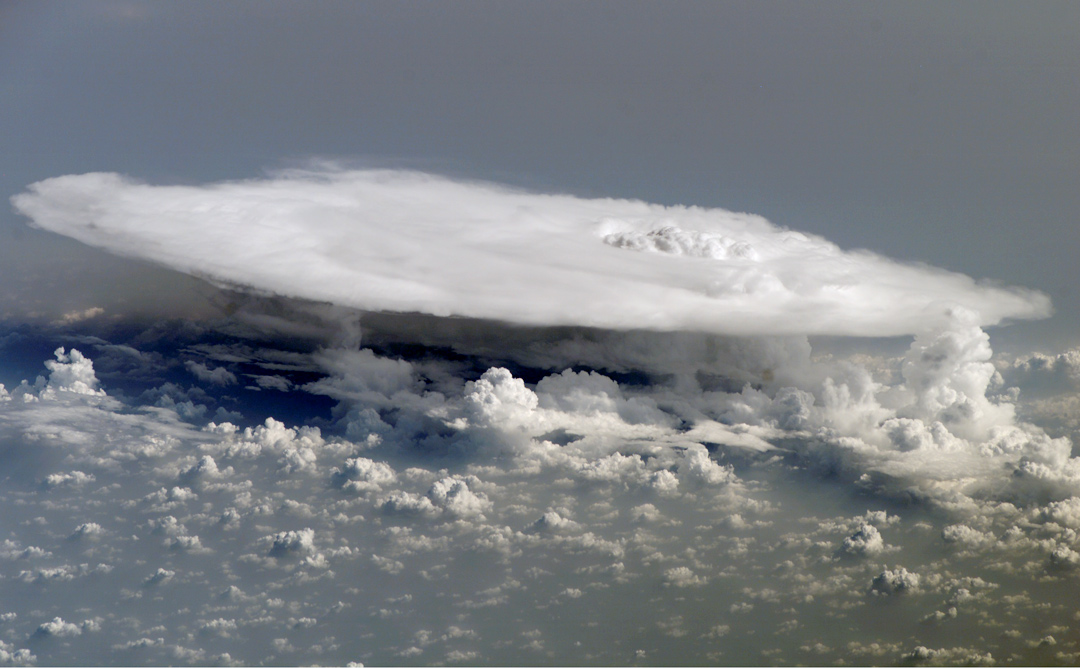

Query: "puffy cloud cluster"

xmin=275 ymin=304 xmax=1080 ymax=524
xmin=904 ymin=645 xmax=995 ymax=666
xmin=841 ymin=523 xmax=887 ymax=557
xmin=1002 ymin=349 xmax=1080 ymax=397
xmin=870 ymin=567 xmax=922 ymax=595
xmin=202 ymin=417 xmax=335 ymax=475
xmin=33 ymin=617 xmax=83 ymax=639
xmin=43 ymin=347 xmax=104 ymax=397
xmin=332 ymin=457 xmax=397 ymax=494
xmin=12 ymin=167 xmax=1049 ymax=337
xmin=0 ymin=334 xmax=1079 ymax=665
xmin=426 ymin=476 xmax=492 ymax=518
xmin=0 ymin=346 xmax=108 ymax=406
xmin=264 ymin=529 xmax=316 ymax=558
xmin=995 ymin=347 xmax=1080 ymax=447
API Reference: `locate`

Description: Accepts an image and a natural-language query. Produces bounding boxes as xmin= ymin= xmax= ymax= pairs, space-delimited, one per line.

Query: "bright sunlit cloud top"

xmin=12 ymin=167 xmax=1050 ymax=336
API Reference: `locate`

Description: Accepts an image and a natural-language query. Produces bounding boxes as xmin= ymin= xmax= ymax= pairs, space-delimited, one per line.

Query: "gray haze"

xmin=2 ymin=1 xmax=1078 ymax=349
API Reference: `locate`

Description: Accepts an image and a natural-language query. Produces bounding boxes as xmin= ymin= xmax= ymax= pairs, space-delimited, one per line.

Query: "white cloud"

xmin=33 ymin=617 xmax=81 ymax=638
xmin=526 ymin=510 xmax=578 ymax=534
xmin=427 ymin=476 xmax=492 ymax=518
xmin=144 ymin=568 xmax=175 ymax=586
xmin=68 ymin=522 xmax=105 ymax=540
xmin=463 ymin=368 xmax=538 ymax=428
xmin=904 ymin=645 xmax=994 ymax=666
xmin=198 ymin=618 xmax=238 ymax=638
xmin=333 ymin=457 xmax=397 ymax=493
xmin=678 ymin=444 xmax=735 ymax=485
xmin=42 ymin=471 xmax=95 ymax=489
xmin=43 ymin=348 xmax=104 ymax=396
xmin=870 ymin=567 xmax=921 ymax=595
xmin=663 ymin=566 xmax=706 ymax=588
xmin=377 ymin=491 xmax=441 ymax=518
xmin=0 ymin=641 xmax=35 ymax=666
xmin=113 ymin=637 xmax=165 ymax=651
xmin=941 ymin=524 xmax=995 ymax=550
xmin=264 ymin=529 xmax=316 ymax=558
xmin=11 ymin=168 xmax=1049 ymax=337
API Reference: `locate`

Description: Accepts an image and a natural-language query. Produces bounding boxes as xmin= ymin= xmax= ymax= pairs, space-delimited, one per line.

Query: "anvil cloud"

xmin=11 ymin=167 xmax=1050 ymax=337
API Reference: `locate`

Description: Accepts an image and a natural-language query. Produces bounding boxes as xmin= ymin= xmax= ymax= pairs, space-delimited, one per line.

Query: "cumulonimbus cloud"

xmin=11 ymin=167 xmax=1050 ymax=336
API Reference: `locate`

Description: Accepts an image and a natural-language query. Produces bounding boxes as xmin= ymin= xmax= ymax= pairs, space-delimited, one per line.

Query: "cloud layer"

xmin=2 ymin=321 xmax=1080 ymax=665
xmin=12 ymin=167 xmax=1049 ymax=336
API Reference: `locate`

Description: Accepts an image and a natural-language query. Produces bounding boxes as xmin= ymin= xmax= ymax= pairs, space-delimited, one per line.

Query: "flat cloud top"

xmin=12 ymin=167 xmax=1050 ymax=336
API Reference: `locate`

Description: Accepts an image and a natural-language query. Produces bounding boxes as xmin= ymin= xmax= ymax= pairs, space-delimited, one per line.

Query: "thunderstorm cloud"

xmin=1 ymin=168 xmax=1077 ymax=666
xmin=11 ymin=167 xmax=1049 ymax=337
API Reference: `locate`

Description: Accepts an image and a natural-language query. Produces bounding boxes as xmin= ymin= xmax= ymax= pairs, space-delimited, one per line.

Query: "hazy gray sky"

xmin=3 ymin=1 xmax=1079 ymax=348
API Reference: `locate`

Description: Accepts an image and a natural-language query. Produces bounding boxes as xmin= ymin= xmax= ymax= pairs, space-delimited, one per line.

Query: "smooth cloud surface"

xmin=12 ymin=168 xmax=1049 ymax=336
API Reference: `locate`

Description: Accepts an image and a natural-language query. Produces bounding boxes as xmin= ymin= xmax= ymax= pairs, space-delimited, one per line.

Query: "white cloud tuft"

xmin=841 ymin=523 xmax=886 ymax=557
xmin=870 ymin=567 xmax=921 ymax=595
xmin=34 ymin=617 xmax=82 ymax=638
xmin=43 ymin=348 xmax=104 ymax=396
xmin=333 ymin=457 xmax=397 ymax=493
xmin=464 ymin=368 xmax=538 ymax=426
xmin=427 ymin=477 xmax=492 ymax=518
xmin=264 ymin=529 xmax=316 ymax=558
xmin=663 ymin=566 xmax=707 ymax=588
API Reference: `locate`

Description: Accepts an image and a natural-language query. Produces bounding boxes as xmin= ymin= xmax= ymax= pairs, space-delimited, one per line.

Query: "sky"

xmin=2 ymin=2 xmax=1080 ymax=666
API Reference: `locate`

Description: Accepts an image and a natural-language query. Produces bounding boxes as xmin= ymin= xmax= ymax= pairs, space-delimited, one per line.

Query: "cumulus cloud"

xmin=12 ymin=168 xmax=1049 ymax=336
xmin=42 ymin=471 xmax=95 ymax=489
xmin=0 ymin=641 xmax=34 ymax=666
xmin=68 ymin=522 xmax=105 ymax=541
xmin=332 ymin=457 xmax=397 ymax=494
xmin=870 ymin=567 xmax=921 ymax=596
xmin=904 ymin=645 xmax=994 ymax=666
xmin=841 ymin=523 xmax=887 ymax=558
xmin=427 ymin=476 xmax=492 ymax=518
xmin=143 ymin=568 xmax=175 ymax=586
xmin=264 ymin=529 xmax=316 ymax=558
xmin=1003 ymin=349 xmax=1080 ymax=395
xmin=663 ymin=566 xmax=707 ymax=588
xmin=33 ymin=617 xmax=82 ymax=639
xmin=43 ymin=347 xmax=104 ymax=396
